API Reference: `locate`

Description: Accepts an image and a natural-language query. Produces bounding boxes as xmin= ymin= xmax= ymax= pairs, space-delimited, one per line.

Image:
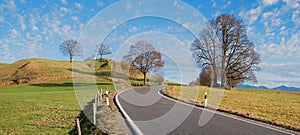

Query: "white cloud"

xmin=21 ymin=23 xmax=26 ymax=30
xmin=292 ymin=10 xmax=300 ymax=24
xmin=248 ymin=6 xmax=262 ymax=23
xmin=283 ymin=0 xmax=300 ymax=8
xmin=18 ymin=14 xmax=27 ymax=30
xmin=239 ymin=6 xmax=262 ymax=25
xmin=60 ymin=7 xmax=68 ymax=13
xmin=125 ymin=2 xmax=131 ymax=10
xmin=183 ymin=22 xmax=200 ymax=30
xmin=259 ymin=32 xmax=300 ymax=59
xmin=75 ymin=2 xmax=83 ymax=9
xmin=258 ymin=62 xmax=300 ymax=88
xmin=107 ymin=18 xmax=117 ymax=24
xmin=20 ymin=0 xmax=26 ymax=4
xmin=0 ymin=0 xmax=84 ymax=63
xmin=11 ymin=29 xmax=19 ymax=36
xmin=192 ymin=10 xmax=199 ymax=17
xmin=129 ymin=26 xmax=138 ymax=33
xmin=32 ymin=25 xmax=38 ymax=31
xmin=173 ymin=0 xmax=184 ymax=10
xmin=222 ymin=1 xmax=231 ymax=9
xmin=263 ymin=0 xmax=278 ymax=6
xmin=0 ymin=15 xmax=5 ymax=23
xmin=262 ymin=11 xmax=273 ymax=19
xmin=71 ymin=16 xmax=78 ymax=21
xmin=0 ymin=39 xmax=14 ymax=62
xmin=97 ymin=0 xmax=104 ymax=7
xmin=212 ymin=2 xmax=217 ymax=8
xmin=1 ymin=0 xmax=17 ymax=11
xmin=61 ymin=0 xmax=67 ymax=4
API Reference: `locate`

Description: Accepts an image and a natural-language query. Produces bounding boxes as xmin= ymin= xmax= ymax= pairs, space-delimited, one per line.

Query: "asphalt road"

xmin=116 ymin=86 xmax=293 ymax=135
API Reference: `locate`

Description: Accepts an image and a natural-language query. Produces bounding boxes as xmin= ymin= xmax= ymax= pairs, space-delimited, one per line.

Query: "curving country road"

xmin=116 ymin=86 xmax=293 ymax=135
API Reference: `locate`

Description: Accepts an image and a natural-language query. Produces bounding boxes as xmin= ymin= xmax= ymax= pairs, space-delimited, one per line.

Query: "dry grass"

xmin=163 ymin=86 xmax=300 ymax=131
xmin=0 ymin=58 xmax=148 ymax=86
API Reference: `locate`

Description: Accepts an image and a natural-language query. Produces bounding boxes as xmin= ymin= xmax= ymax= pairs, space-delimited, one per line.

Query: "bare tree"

xmin=59 ymin=39 xmax=82 ymax=63
xmin=192 ymin=23 xmax=219 ymax=87
xmin=123 ymin=41 xmax=164 ymax=86
xmin=96 ymin=43 xmax=111 ymax=59
xmin=192 ymin=14 xmax=260 ymax=89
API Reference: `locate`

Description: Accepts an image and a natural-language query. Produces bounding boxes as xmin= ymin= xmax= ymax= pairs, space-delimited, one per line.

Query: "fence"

xmin=75 ymin=88 xmax=110 ymax=135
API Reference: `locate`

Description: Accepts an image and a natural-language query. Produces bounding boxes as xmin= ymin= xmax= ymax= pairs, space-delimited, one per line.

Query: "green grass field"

xmin=0 ymin=80 xmax=82 ymax=134
xmin=164 ymin=86 xmax=300 ymax=131
xmin=0 ymin=58 xmax=170 ymax=134
xmin=0 ymin=76 xmax=133 ymax=134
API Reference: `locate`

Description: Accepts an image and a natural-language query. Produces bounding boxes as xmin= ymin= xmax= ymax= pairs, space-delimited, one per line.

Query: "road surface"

xmin=116 ymin=86 xmax=292 ymax=135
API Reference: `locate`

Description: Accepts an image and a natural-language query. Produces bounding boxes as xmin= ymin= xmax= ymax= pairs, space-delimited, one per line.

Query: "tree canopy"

xmin=123 ymin=41 xmax=164 ymax=85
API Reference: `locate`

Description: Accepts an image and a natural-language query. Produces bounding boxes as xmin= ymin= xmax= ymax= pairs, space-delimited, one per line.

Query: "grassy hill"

xmin=0 ymin=58 xmax=73 ymax=84
xmin=0 ymin=62 xmax=7 ymax=68
xmin=0 ymin=58 xmax=149 ymax=86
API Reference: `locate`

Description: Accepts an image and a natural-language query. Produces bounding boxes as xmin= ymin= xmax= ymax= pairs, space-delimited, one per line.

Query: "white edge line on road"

xmin=115 ymin=88 xmax=144 ymax=135
xmin=157 ymin=89 xmax=295 ymax=135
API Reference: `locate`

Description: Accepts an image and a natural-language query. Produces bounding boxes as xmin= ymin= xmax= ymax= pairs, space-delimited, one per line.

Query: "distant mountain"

xmin=236 ymin=84 xmax=300 ymax=92
xmin=257 ymin=86 xmax=269 ymax=89
xmin=272 ymin=85 xmax=300 ymax=92
xmin=236 ymin=85 xmax=269 ymax=90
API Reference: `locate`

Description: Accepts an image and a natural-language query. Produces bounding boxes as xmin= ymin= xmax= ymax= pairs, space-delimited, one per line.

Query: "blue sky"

xmin=0 ymin=0 xmax=299 ymax=88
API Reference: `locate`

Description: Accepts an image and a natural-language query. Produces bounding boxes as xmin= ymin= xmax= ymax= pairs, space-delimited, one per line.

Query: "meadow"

xmin=163 ymin=86 xmax=300 ymax=131
xmin=0 ymin=80 xmax=81 ymax=134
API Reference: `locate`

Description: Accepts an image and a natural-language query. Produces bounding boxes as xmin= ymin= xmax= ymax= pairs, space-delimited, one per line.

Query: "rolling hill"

xmin=0 ymin=58 xmax=146 ymax=86
xmin=0 ymin=62 xmax=7 ymax=69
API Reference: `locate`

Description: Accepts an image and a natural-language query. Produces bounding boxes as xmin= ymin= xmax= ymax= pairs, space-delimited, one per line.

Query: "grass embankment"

xmin=164 ymin=86 xmax=300 ymax=131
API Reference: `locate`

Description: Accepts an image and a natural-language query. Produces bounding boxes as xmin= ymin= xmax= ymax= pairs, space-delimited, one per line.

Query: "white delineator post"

xmin=94 ymin=94 xmax=97 ymax=104
xmin=100 ymin=88 xmax=103 ymax=100
xmin=106 ymin=90 xmax=109 ymax=106
xmin=204 ymin=92 xmax=208 ymax=108
xmin=93 ymin=103 xmax=96 ymax=125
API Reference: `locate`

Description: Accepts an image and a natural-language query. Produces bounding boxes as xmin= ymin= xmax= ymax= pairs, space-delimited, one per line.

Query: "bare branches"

xmin=59 ymin=39 xmax=82 ymax=63
xmin=96 ymin=43 xmax=111 ymax=59
xmin=191 ymin=14 xmax=261 ymax=89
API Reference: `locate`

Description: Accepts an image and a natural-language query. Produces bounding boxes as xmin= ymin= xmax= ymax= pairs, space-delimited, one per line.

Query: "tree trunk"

xmin=210 ymin=65 xmax=217 ymax=87
xmin=212 ymin=65 xmax=218 ymax=87
xmin=143 ymin=72 xmax=146 ymax=86
xmin=221 ymin=49 xmax=226 ymax=88
xmin=70 ymin=55 xmax=72 ymax=63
